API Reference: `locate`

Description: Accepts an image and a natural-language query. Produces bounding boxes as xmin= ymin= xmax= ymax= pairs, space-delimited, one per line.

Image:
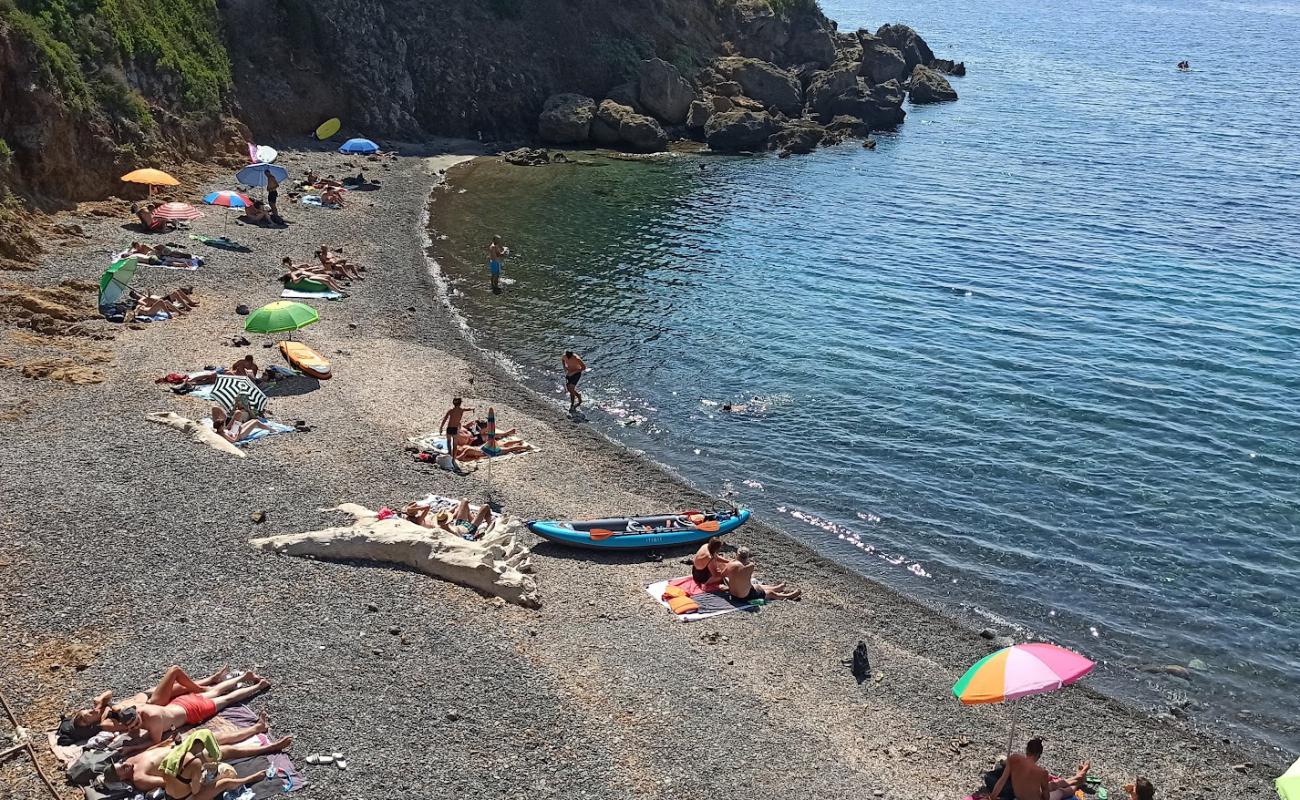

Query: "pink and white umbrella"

xmin=247 ymin=143 xmax=278 ymax=164
xmin=151 ymin=202 xmax=202 ymax=222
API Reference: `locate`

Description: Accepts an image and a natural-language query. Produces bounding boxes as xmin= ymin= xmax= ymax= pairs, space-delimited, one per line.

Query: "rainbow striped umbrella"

xmin=954 ymin=643 xmax=1094 ymax=756
xmin=202 ymin=190 xmax=252 ymax=208
xmin=953 ymin=643 xmax=1094 ymax=704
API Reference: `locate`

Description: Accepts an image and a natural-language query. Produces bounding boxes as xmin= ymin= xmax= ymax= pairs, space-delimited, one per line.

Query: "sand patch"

xmin=0 ymin=357 xmax=106 ymax=384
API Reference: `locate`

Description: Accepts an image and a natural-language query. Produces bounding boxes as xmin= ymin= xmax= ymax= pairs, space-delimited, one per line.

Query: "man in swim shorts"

xmin=61 ymin=666 xmax=229 ymax=743
xmin=990 ymin=738 xmax=1091 ymax=800
xmin=721 ymin=547 xmax=802 ymax=602
xmin=487 ymin=236 xmax=507 ymax=293
xmin=439 ymin=397 xmax=474 ymax=468
xmin=691 ymin=537 xmax=728 ymax=587
xmin=562 ymin=350 xmax=587 ymax=413
xmin=107 ymin=672 xmax=269 ymax=745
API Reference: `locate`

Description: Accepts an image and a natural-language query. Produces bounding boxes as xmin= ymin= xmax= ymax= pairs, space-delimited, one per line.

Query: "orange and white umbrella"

xmin=152 ymin=202 xmax=202 ymax=222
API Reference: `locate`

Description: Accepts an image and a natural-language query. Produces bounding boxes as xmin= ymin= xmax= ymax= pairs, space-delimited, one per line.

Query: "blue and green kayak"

xmin=527 ymin=508 xmax=751 ymax=550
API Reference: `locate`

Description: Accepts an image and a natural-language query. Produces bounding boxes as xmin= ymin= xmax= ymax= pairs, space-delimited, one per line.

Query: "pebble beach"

xmin=0 ymin=141 xmax=1283 ymax=800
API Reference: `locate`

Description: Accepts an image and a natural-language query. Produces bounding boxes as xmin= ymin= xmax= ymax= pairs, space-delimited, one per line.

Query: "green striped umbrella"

xmin=98 ymin=257 xmax=139 ymax=308
xmin=1279 ymin=754 xmax=1300 ymax=800
xmin=243 ymin=301 xmax=320 ymax=334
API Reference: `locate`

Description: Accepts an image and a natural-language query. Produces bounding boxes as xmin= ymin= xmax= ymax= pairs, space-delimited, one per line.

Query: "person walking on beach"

xmin=439 ymin=398 xmax=474 ymax=467
xmin=487 ymin=236 xmax=507 ymax=294
xmin=562 ymin=350 xmax=587 ymax=413
xmin=264 ymin=170 xmax=280 ymax=213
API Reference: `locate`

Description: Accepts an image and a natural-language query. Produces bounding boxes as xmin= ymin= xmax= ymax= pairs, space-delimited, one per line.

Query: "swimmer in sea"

xmin=487 ymin=236 xmax=507 ymax=294
xmin=562 ymin=350 xmax=587 ymax=413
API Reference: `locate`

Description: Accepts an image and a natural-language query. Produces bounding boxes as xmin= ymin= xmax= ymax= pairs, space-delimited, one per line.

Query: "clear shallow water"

xmin=431 ymin=0 xmax=1300 ymax=750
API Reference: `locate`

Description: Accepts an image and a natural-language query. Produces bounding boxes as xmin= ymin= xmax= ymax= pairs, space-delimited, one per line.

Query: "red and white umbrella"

xmin=152 ymin=202 xmax=202 ymax=222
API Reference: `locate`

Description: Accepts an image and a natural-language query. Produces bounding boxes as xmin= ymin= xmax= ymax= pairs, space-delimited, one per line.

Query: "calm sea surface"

xmin=430 ymin=0 xmax=1300 ymax=750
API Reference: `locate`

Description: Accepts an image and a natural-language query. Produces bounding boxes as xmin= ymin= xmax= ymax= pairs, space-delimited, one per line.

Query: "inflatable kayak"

xmin=528 ymin=508 xmax=750 ymax=550
xmin=279 ymin=341 xmax=332 ymax=380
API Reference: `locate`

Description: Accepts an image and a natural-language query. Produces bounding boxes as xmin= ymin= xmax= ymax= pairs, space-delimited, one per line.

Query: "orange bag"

xmin=667 ymin=595 xmax=701 ymax=615
xmin=662 ymin=585 xmax=687 ymax=601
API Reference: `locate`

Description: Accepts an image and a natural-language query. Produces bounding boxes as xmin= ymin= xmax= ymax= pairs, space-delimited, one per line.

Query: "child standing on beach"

xmin=487 ymin=236 xmax=507 ymax=294
xmin=439 ymin=398 xmax=474 ymax=468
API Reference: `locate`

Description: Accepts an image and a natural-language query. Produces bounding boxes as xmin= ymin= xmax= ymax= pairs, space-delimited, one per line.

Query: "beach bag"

xmin=68 ymin=750 xmax=117 ymax=785
xmin=667 ymin=595 xmax=700 ymax=615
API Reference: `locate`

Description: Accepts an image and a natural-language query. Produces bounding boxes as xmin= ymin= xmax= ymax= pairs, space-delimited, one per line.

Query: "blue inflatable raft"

xmin=528 ymin=508 xmax=751 ymax=550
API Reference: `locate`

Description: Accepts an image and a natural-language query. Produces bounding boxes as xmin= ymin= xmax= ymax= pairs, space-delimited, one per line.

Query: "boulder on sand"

xmin=638 ymin=58 xmax=695 ymax=124
xmin=704 ymin=110 xmax=780 ymax=152
xmin=538 ymin=93 xmax=595 ymax=144
xmin=908 ymin=64 xmax=958 ymax=103
xmin=875 ymin=23 xmax=935 ymax=70
xmin=250 ymin=504 xmax=540 ymax=608
xmin=858 ymin=33 xmax=909 ymax=85
xmin=713 ymin=56 xmax=802 ymax=116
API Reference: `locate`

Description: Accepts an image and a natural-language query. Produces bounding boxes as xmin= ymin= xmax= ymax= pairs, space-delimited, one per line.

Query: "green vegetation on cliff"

xmin=1 ymin=0 xmax=231 ymax=116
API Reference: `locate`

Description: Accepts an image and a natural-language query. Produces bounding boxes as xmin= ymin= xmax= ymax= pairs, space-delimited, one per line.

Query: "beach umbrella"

xmin=202 ymin=190 xmax=252 ymax=230
xmin=211 ymin=374 xmax=267 ymax=415
xmin=486 ymin=407 xmax=498 ymax=451
xmin=1279 ymin=754 xmax=1300 ymax=800
xmin=338 ymin=137 xmax=379 ymax=155
xmin=151 ymin=202 xmax=202 ymax=223
xmin=98 ymin=257 xmax=139 ymax=308
xmin=235 ymin=162 xmax=288 ymax=189
xmin=244 ymin=301 xmax=319 ymax=335
xmin=120 ymin=168 xmax=179 ymax=197
xmin=953 ymin=643 xmax=1094 ymax=756
xmin=247 ymin=143 xmax=279 ymax=164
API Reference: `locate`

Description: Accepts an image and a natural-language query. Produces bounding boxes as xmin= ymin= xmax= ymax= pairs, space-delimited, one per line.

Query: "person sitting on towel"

xmin=229 ymin=355 xmax=259 ymax=381
xmin=321 ymin=186 xmax=346 ymax=207
xmin=691 ymin=537 xmax=729 ymax=587
xmin=211 ymin=406 xmax=273 ymax=444
xmin=131 ymin=202 xmax=174 ymax=232
xmin=108 ymin=710 xmax=291 ymax=800
xmin=402 ymin=498 xmax=493 ymax=539
xmin=316 ymin=245 xmax=362 ymax=279
xmin=990 ymin=738 xmax=1091 ymax=800
xmin=721 ymin=547 xmax=801 ymax=602
xmin=243 ymin=200 xmax=272 ymax=225
xmin=60 ymin=666 xmax=230 ymax=743
xmin=102 ymin=671 xmax=268 ymax=745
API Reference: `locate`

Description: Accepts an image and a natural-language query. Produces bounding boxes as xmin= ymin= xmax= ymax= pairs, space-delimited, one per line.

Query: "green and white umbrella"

xmin=211 ymin=374 xmax=267 ymax=415
xmin=98 ymin=257 xmax=139 ymax=308
xmin=244 ymin=301 xmax=320 ymax=335
xmin=1279 ymin=754 xmax=1300 ymax=800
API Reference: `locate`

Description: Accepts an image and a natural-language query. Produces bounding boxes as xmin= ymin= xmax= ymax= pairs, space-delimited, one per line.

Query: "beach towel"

xmin=145 ymin=257 xmax=203 ymax=270
xmin=281 ymin=288 xmax=344 ymax=300
xmin=201 ymin=417 xmax=296 ymax=445
xmin=646 ymin=578 xmax=759 ymax=622
xmin=189 ymin=233 xmax=252 ymax=252
xmin=407 ymin=431 xmax=539 ymax=465
xmin=299 ymin=195 xmax=340 ymax=209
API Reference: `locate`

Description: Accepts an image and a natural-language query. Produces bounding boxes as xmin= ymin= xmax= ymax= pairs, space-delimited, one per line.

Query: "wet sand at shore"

xmin=0 ymin=141 xmax=1280 ymax=800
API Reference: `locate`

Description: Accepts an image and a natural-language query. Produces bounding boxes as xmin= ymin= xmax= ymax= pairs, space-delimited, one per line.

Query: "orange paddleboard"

xmin=279 ymin=341 xmax=332 ymax=380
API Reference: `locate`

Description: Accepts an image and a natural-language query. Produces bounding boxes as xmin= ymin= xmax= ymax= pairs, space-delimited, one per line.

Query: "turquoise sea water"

xmin=431 ymin=0 xmax=1300 ymax=750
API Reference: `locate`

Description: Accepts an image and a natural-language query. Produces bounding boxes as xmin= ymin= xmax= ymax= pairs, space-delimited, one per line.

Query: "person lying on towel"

xmin=721 ymin=547 xmax=802 ymax=602
xmin=691 ymin=537 xmax=730 ymax=587
xmin=108 ymin=710 xmax=291 ymax=800
xmin=279 ymin=257 xmax=348 ymax=293
xmin=453 ymin=433 xmax=532 ymax=461
xmin=211 ymin=406 xmax=274 ymax=444
xmin=403 ymin=497 xmax=494 ymax=540
xmin=315 ymin=245 xmax=362 ymax=279
xmin=59 ymin=666 xmax=231 ymax=744
xmin=103 ymin=671 xmax=269 ymax=745
xmin=125 ymin=241 xmax=200 ymax=267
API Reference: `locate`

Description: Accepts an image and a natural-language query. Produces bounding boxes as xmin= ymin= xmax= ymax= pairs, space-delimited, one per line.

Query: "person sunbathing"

xmin=211 ymin=407 xmax=272 ymax=443
xmin=402 ymin=498 xmax=493 ymax=539
xmin=133 ymin=295 xmax=183 ymax=317
xmin=243 ymin=200 xmax=272 ymax=225
xmin=451 ymin=430 xmax=531 ymax=460
xmin=990 ymin=738 xmax=1090 ymax=800
xmin=109 ymin=711 xmax=291 ymax=800
xmin=721 ymin=547 xmax=801 ymax=601
xmin=104 ymin=671 xmax=269 ymax=745
xmin=126 ymin=242 xmax=197 ymax=266
xmin=280 ymin=258 xmax=347 ymax=291
xmin=321 ymin=186 xmax=346 ymax=206
xmin=229 ymin=355 xmax=259 ymax=380
xmin=60 ymin=666 xmax=229 ymax=743
xmin=691 ymin=537 xmax=729 ymax=586
xmin=131 ymin=203 xmax=174 ymax=233
xmin=466 ymin=419 xmax=520 ymax=441
xmin=316 ymin=245 xmax=361 ymax=278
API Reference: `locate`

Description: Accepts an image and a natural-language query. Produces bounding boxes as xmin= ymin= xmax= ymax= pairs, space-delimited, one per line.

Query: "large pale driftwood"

xmin=146 ymin=411 xmax=247 ymax=458
xmin=249 ymin=504 xmax=540 ymax=608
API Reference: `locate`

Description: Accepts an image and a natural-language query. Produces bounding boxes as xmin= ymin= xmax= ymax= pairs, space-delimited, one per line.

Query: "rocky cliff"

xmin=0 ymin=0 xmax=961 ymax=206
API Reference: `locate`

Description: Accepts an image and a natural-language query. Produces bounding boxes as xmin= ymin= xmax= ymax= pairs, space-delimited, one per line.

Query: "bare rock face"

xmin=713 ymin=56 xmax=802 ymax=116
xmin=638 ymin=58 xmax=695 ymax=125
xmin=807 ymin=63 xmax=862 ymax=121
xmin=704 ymin=110 xmax=780 ymax=152
xmin=875 ymin=23 xmax=936 ymax=71
xmin=931 ymin=58 xmax=967 ymax=77
xmin=606 ymin=81 xmax=642 ymax=111
xmin=250 ymin=505 xmax=540 ymax=608
xmin=826 ymin=79 xmax=906 ymax=130
xmin=687 ymin=99 xmax=714 ymax=130
xmin=770 ymin=119 xmax=828 ymax=155
xmin=538 ymin=93 xmax=596 ymax=143
xmin=858 ymin=33 xmax=909 ymax=85
xmin=785 ymin=21 xmax=837 ymax=68
xmin=595 ymin=100 xmax=669 ymax=152
xmin=908 ymin=64 xmax=959 ymax=103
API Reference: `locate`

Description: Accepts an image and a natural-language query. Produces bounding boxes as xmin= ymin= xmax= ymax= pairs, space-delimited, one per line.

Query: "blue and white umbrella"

xmin=338 ymin=138 xmax=379 ymax=155
xmin=235 ymin=162 xmax=288 ymax=188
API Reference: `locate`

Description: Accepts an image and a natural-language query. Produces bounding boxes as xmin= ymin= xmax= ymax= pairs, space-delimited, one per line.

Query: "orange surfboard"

xmin=279 ymin=341 xmax=332 ymax=380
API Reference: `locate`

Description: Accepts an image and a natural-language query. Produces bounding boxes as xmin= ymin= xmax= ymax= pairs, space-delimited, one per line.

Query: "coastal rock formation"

xmin=908 ymin=64 xmax=959 ymax=103
xmin=825 ymin=80 xmax=907 ymax=129
xmin=704 ymin=110 xmax=779 ymax=152
xmin=593 ymin=100 xmax=668 ymax=152
xmin=606 ymin=82 xmax=642 ymax=112
xmin=637 ymin=58 xmax=695 ymax=125
xmin=713 ymin=57 xmax=803 ymax=117
xmin=250 ymin=504 xmax=540 ymax=608
xmin=931 ymin=58 xmax=968 ymax=77
xmin=770 ymin=120 xmax=829 ymax=155
xmin=538 ymin=93 xmax=596 ymax=144
xmin=875 ymin=23 xmax=936 ymax=71
xmin=858 ymin=34 xmax=909 ymax=85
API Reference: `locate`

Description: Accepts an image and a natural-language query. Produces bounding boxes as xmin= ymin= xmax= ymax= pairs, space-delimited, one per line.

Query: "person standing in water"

xmin=487 ymin=236 xmax=507 ymax=293
xmin=562 ymin=351 xmax=587 ymax=413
